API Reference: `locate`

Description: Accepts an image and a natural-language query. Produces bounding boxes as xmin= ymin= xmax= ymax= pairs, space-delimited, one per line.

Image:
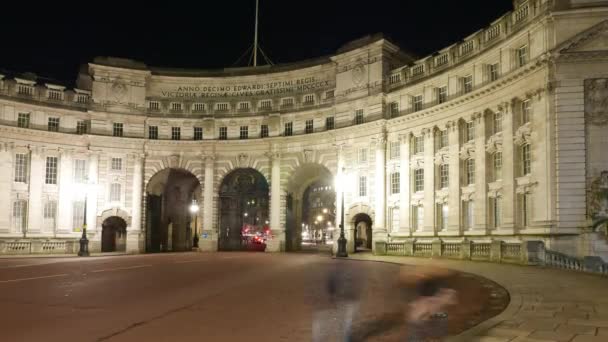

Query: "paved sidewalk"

xmin=348 ymin=254 xmax=608 ymax=342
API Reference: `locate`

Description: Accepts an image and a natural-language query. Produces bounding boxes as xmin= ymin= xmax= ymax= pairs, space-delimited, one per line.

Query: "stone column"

xmin=374 ymin=132 xmax=388 ymax=245
xmin=423 ymin=128 xmax=436 ymax=234
xmin=86 ymin=152 xmax=99 ymax=234
xmin=399 ymin=133 xmax=411 ymax=236
xmin=56 ymin=148 xmax=73 ymax=236
xmin=447 ymin=121 xmax=461 ymax=233
xmin=501 ymin=101 xmax=516 ymax=233
xmin=200 ymin=154 xmax=217 ymax=252
xmin=0 ymin=143 xmax=13 ymax=234
xmin=267 ymin=152 xmax=284 ymax=252
xmin=27 ymin=147 xmax=46 ymax=235
xmin=333 ymin=145 xmax=345 ymax=255
xmin=127 ymin=153 xmax=143 ymax=253
xmin=474 ymin=112 xmax=488 ymax=233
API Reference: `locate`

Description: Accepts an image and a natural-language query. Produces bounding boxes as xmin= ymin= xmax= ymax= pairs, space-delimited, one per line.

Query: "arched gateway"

xmin=101 ymin=216 xmax=127 ymax=252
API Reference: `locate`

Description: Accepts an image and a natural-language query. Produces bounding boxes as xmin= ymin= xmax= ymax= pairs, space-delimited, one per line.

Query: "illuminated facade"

xmin=1 ymin=0 xmax=608 ymax=259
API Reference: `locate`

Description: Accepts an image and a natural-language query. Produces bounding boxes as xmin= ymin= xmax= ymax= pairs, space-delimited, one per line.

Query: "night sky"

xmin=0 ymin=0 xmax=513 ymax=84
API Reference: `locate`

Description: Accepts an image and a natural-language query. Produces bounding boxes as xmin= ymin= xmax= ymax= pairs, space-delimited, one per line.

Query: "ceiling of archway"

xmin=286 ymin=163 xmax=333 ymax=196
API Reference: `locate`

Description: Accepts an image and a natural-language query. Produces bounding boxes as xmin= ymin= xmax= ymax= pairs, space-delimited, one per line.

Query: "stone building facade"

xmin=1 ymin=0 xmax=608 ymax=258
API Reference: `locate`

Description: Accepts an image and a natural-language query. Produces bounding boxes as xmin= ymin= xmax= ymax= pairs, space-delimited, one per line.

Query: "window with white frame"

xmin=111 ymin=157 xmax=122 ymax=171
xmin=440 ymin=164 xmax=449 ymax=189
xmin=438 ymin=86 xmax=448 ymax=104
xmin=113 ymin=123 xmax=123 ymax=137
xmin=239 ymin=102 xmax=250 ymax=111
xmin=493 ymin=152 xmax=503 ymax=181
xmin=391 ymin=172 xmax=400 ymax=195
xmin=77 ymin=120 xmax=88 ymax=135
xmin=194 ymin=127 xmax=203 ymax=141
xmin=149 ymin=126 xmax=158 ymax=140
xmin=463 ymin=75 xmax=473 ymax=93
xmin=260 ymin=125 xmax=269 ymax=138
xmin=522 ymin=143 xmax=531 ymax=175
xmin=240 ymin=126 xmax=249 ymax=139
xmin=517 ymin=45 xmax=528 ymax=67
xmin=73 ymin=159 xmax=87 ymax=184
xmin=358 ymin=176 xmax=367 ymax=197
xmin=13 ymin=200 xmax=28 ymax=232
xmin=354 ymin=109 xmax=364 ymax=124
xmin=521 ymin=99 xmax=531 ymax=124
xmin=463 ymin=200 xmax=475 ymax=229
xmin=18 ymin=113 xmax=30 ymax=128
xmin=45 ymin=156 xmax=58 ymax=185
xmin=413 ymin=95 xmax=423 ymax=112
xmin=171 ymin=103 xmax=182 ymax=111
xmin=14 ymin=153 xmax=28 ymax=183
xmin=493 ymin=112 xmax=503 ymax=134
xmin=216 ymin=103 xmax=229 ymax=111
xmin=284 ymin=122 xmax=293 ymax=136
xmin=325 ymin=117 xmax=335 ymax=130
xmin=466 ymin=158 xmax=475 ymax=185
xmin=72 ymin=201 xmax=85 ymax=231
xmin=281 ymin=98 xmax=294 ymax=107
xmin=304 ymin=94 xmax=314 ymax=104
xmin=193 ymin=103 xmax=205 ymax=112
xmin=390 ymin=207 xmax=400 ymax=233
xmin=48 ymin=117 xmax=60 ymax=132
xmin=466 ymin=121 xmax=475 ymax=142
xmin=438 ymin=130 xmax=448 ymax=150
xmin=437 ymin=203 xmax=449 ymax=231
xmin=43 ymin=200 xmax=57 ymax=232
xmin=414 ymin=169 xmax=424 ymax=192
xmin=358 ymin=148 xmax=368 ymax=164
xmin=521 ymin=193 xmax=532 ymax=227
xmin=489 ymin=63 xmax=500 ymax=82
xmin=149 ymin=101 xmax=160 ymax=110
xmin=390 ymin=141 xmax=400 ymax=159
xmin=171 ymin=127 xmax=181 ymax=141
xmin=305 ymin=120 xmax=314 ymax=134
xmin=414 ymin=136 xmax=424 ymax=154
xmin=492 ymin=196 xmax=502 ymax=229
xmin=260 ymin=100 xmax=272 ymax=109
xmin=219 ymin=127 xmax=228 ymax=140
xmin=412 ymin=205 xmax=424 ymax=231
xmin=110 ymin=183 xmax=121 ymax=202
xmin=389 ymin=101 xmax=399 ymax=117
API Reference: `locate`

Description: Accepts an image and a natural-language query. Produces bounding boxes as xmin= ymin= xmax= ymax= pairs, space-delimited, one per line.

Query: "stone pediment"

xmin=559 ymin=20 xmax=608 ymax=54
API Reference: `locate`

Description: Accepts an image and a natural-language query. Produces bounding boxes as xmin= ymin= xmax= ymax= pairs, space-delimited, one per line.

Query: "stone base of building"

xmin=198 ymin=230 xmax=218 ymax=252
xmin=266 ymin=231 xmax=285 ymax=252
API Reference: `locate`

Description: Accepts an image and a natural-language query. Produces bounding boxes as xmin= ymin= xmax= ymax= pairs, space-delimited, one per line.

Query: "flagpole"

xmin=254 ymin=0 xmax=259 ymax=67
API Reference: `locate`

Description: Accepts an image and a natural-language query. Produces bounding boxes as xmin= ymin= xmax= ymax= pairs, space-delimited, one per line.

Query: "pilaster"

xmin=501 ymin=101 xmax=517 ymax=233
xmin=0 ymin=143 xmax=14 ymax=234
xmin=398 ymin=133 xmax=411 ymax=235
xmin=127 ymin=153 xmax=143 ymax=253
xmin=266 ymin=151 xmax=284 ymax=252
xmin=56 ymin=148 xmax=73 ymax=235
xmin=374 ymin=131 xmax=388 ymax=242
xmin=28 ymin=146 xmax=45 ymax=235
xmin=200 ymin=153 xmax=217 ymax=252
xmin=474 ymin=112 xmax=488 ymax=233
xmin=423 ymin=128 xmax=436 ymax=233
xmin=447 ymin=121 xmax=462 ymax=233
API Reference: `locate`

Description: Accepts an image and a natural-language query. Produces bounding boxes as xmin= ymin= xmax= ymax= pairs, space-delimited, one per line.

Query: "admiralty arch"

xmin=1 ymin=0 xmax=608 ymax=260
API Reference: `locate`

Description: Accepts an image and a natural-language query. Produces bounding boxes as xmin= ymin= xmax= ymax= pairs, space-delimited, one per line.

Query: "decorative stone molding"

xmin=584 ymin=79 xmax=608 ymax=126
xmin=434 ymin=151 xmax=450 ymax=165
xmin=515 ymin=175 xmax=537 ymax=194
xmin=514 ymin=123 xmax=532 ymax=146
xmin=488 ymin=182 xmax=503 ymax=198
xmin=237 ymin=153 xmax=249 ymax=167
xmin=459 ymin=142 xmax=476 ymax=160
xmin=410 ymin=155 xmax=424 ymax=169
xmin=435 ymin=189 xmax=449 ymax=203
xmin=302 ymin=149 xmax=313 ymax=163
xmin=461 ymin=186 xmax=475 ymax=200
xmin=486 ymin=133 xmax=503 ymax=154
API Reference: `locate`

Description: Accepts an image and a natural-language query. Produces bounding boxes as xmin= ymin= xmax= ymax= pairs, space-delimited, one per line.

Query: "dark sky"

xmin=0 ymin=0 xmax=513 ymax=84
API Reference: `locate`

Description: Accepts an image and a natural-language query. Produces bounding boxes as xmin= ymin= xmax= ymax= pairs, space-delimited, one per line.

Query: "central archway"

xmin=218 ymin=168 xmax=269 ymax=251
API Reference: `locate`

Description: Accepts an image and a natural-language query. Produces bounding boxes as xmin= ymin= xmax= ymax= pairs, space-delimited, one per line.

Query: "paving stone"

xmin=571 ymin=335 xmax=608 ymax=342
xmin=555 ymin=324 xmax=596 ymax=335
xmin=519 ymin=318 xmax=560 ymax=331
xmin=518 ymin=311 xmax=557 ymax=319
xmin=554 ymin=312 xmax=589 ymax=320
xmin=597 ymin=327 xmax=608 ymax=336
xmin=529 ymin=330 xmax=575 ymax=342
xmin=475 ymin=336 xmax=512 ymax=342
xmin=568 ymin=318 xmax=608 ymax=328
xmin=496 ymin=320 xmax=525 ymax=329
xmin=481 ymin=327 xmax=530 ymax=338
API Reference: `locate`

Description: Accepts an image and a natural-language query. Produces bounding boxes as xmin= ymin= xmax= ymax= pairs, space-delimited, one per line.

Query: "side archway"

xmin=101 ymin=216 xmax=127 ymax=252
xmin=346 ymin=203 xmax=375 ymax=253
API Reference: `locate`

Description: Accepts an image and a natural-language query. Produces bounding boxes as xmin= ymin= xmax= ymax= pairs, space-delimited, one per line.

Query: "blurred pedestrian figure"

xmin=399 ymin=266 xmax=458 ymax=341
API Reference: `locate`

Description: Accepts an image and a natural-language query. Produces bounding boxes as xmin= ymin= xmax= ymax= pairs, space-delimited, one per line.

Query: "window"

xmin=149 ymin=101 xmax=160 ymax=110
xmin=463 ymin=200 xmax=475 ymax=229
xmin=48 ymin=117 xmax=60 ymax=132
xmin=493 ymin=152 xmax=503 ymax=181
xmin=466 ymin=159 xmax=475 ymax=185
xmin=239 ymin=102 xmax=250 ymax=111
xmin=413 ymin=95 xmax=423 ymax=112
xmin=260 ymin=100 xmax=272 ymax=110
xmin=325 ymin=90 xmax=334 ymax=99
xmin=171 ymin=103 xmax=182 ymax=111
xmin=304 ymin=94 xmax=314 ymax=104
xmin=440 ymin=164 xmax=449 ymax=189
xmin=13 ymin=200 xmax=28 ymax=232
xmin=354 ymin=109 xmax=364 ymax=125
xmin=194 ymin=127 xmax=203 ymax=141
xmin=18 ymin=113 xmax=30 ymax=128
xmin=72 ymin=201 xmax=85 ymax=231
xmin=281 ymin=98 xmax=294 ymax=108
xmin=305 ymin=120 xmax=314 ymax=134
xmin=466 ymin=121 xmax=475 ymax=142
xmin=437 ymin=203 xmax=449 ymax=231
xmin=43 ymin=200 xmax=57 ymax=232
xmin=14 ymin=153 xmax=28 ymax=183
xmin=73 ymin=159 xmax=87 ymax=184
xmin=111 ymin=157 xmax=122 ymax=171
xmin=358 ymin=148 xmax=368 ymax=164
xmin=390 ymin=141 xmax=400 ymax=160
xmin=77 ymin=120 xmax=88 ymax=135
xmin=113 ymin=123 xmax=123 ymax=137
xmin=414 ymin=169 xmax=424 ymax=192
xmin=219 ymin=127 xmax=228 ymax=140
xmin=45 ymin=156 xmax=58 ymax=185
xmin=240 ymin=126 xmax=249 ymax=139
xmin=438 ymin=130 xmax=448 ymax=149
xmin=389 ymin=101 xmax=399 ymax=118
xmin=412 ymin=205 xmax=424 ymax=231
xmin=193 ymin=103 xmax=205 ymax=112
xmin=110 ymin=183 xmax=121 ymax=202
xmin=284 ymin=122 xmax=293 ymax=136
xmin=171 ymin=127 xmax=181 ymax=141
xmin=325 ymin=117 xmax=335 ymax=130
xmin=149 ymin=126 xmax=158 ymax=140
xmin=260 ymin=125 xmax=269 ymax=138
xmin=438 ymin=86 xmax=448 ymax=104
xmin=522 ymin=144 xmax=531 ymax=175
xmin=521 ymin=193 xmax=531 ymax=227
xmin=517 ymin=45 xmax=528 ymax=67
xmin=216 ymin=103 xmax=229 ymax=111
xmin=493 ymin=112 xmax=503 ymax=134
xmin=358 ymin=176 xmax=367 ymax=197
xmin=492 ymin=197 xmax=502 ymax=229
xmin=391 ymin=172 xmax=400 ymax=195
xmin=463 ymin=75 xmax=473 ymax=93
xmin=521 ymin=99 xmax=531 ymax=124
xmin=489 ymin=63 xmax=499 ymax=82
xmin=414 ymin=136 xmax=424 ymax=154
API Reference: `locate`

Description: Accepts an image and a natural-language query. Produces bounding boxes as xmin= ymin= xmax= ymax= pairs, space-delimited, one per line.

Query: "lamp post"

xmin=336 ymin=168 xmax=348 ymax=258
xmin=78 ymin=181 xmax=93 ymax=257
xmin=190 ymin=199 xmax=200 ymax=249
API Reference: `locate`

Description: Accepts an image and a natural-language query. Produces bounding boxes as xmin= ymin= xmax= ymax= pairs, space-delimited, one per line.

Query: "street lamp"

xmin=336 ymin=167 xmax=348 ymax=258
xmin=190 ymin=199 xmax=200 ymax=248
xmin=78 ymin=180 xmax=95 ymax=257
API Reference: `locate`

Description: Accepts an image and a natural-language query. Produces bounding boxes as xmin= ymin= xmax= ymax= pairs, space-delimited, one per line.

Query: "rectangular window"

xmin=463 ymin=75 xmax=473 ymax=93
xmin=325 ymin=117 xmax=335 ymax=130
xmin=171 ymin=103 xmax=182 ymax=111
xmin=304 ymin=94 xmax=314 ymax=104
xmin=358 ymin=148 xmax=368 ymax=164
xmin=193 ymin=127 xmax=203 ymax=141
xmin=493 ymin=152 xmax=503 ymax=181
xmin=72 ymin=201 xmax=85 ymax=231
xmin=493 ymin=197 xmax=502 ymax=229
xmin=354 ymin=109 xmax=364 ymax=125
xmin=13 ymin=200 xmax=28 ymax=232
xmin=325 ymin=90 xmax=334 ymax=99
xmin=239 ymin=102 xmax=250 ymax=111
xmin=389 ymin=101 xmax=399 ymax=118
xmin=171 ymin=127 xmax=181 ymax=141
xmin=466 ymin=121 xmax=475 ymax=142
xmin=149 ymin=101 xmax=160 ymax=110
xmin=43 ymin=200 xmax=57 ymax=232
xmin=149 ymin=126 xmax=159 ymax=140
xmin=305 ymin=120 xmax=314 ymax=134
xmin=260 ymin=125 xmax=269 ymax=138
xmin=216 ymin=103 xmax=229 ymax=111
xmin=48 ymin=117 xmax=60 ymax=132
xmin=522 ymin=99 xmax=531 ymax=124
xmin=390 ymin=141 xmax=400 ymax=160
xmin=438 ymin=130 xmax=448 ymax=149
xmin=489 ymin=63 xmax=499 ymax=82
xmin=284 ymin=122 xmax=293 ymax=136
xmin=412 ymin=205 xmax=424 ymax=231
xmin=391 ymin=172 xmax=400 ymax=195
xmin=193 ymin=103 xmax=205 ymax=112
xmin=438 ymin=86 xmax=448 ymax=104
xmin=358 ymin=176 xmax=367 ymax=197
xmin=76 ymin=120 xmax=88 ymax=135
xmin=111 ymin=157 xmax=122 ymax=171
xmin=45 ymin=156 xmax=58 ymax=185
xmin=113 ymin=123 xmax=123 ymax=137
xmin=240 ymin=126 xmax=249 ymax=140
xmin=18 ymin=113 xmax=30 ymax=128
xmin=440 ymin=164 xmax=449 ymax=189
xmin=517 ymin=45 xmax=528 ymax=67
xmin=414 ymin=169 xmax=424 ymax=192
xmin=437 ymin=203 xmax=449 ymax=231
xmin=219 ymin=127 xmax=228 ymax=140
xmin=110 ymin=183 xmax=121 ymax=202
xmin=522 ymin=144 xmax=531 ymax=175
xmin=464 ymin=200 xmax=475 ymax=229
xmin=281 ymin=98 xmax=294 ymax=108
xmin=493 ymin=112 xmax=503 ymax=134
xmin=522 ymin=193 xmax=531 ymax=227
xmin=73 ymin=159 xmax=87 ymax=184
xmin=414 ymin=136 xmax=424 ymax=154
xmin=14 ymin=153 xmax=28 ymax=183
xmin=466 ymin=159 xmax=475 ymax=185
xmin=413 ymin=95 xmax=423 ymax=112
xmin=260 ymin=100 xmax=272 ymax=110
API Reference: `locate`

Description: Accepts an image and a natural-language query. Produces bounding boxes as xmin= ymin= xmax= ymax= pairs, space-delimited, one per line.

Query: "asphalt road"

xmin=0 ymin=252 xmax=507 ymax=341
